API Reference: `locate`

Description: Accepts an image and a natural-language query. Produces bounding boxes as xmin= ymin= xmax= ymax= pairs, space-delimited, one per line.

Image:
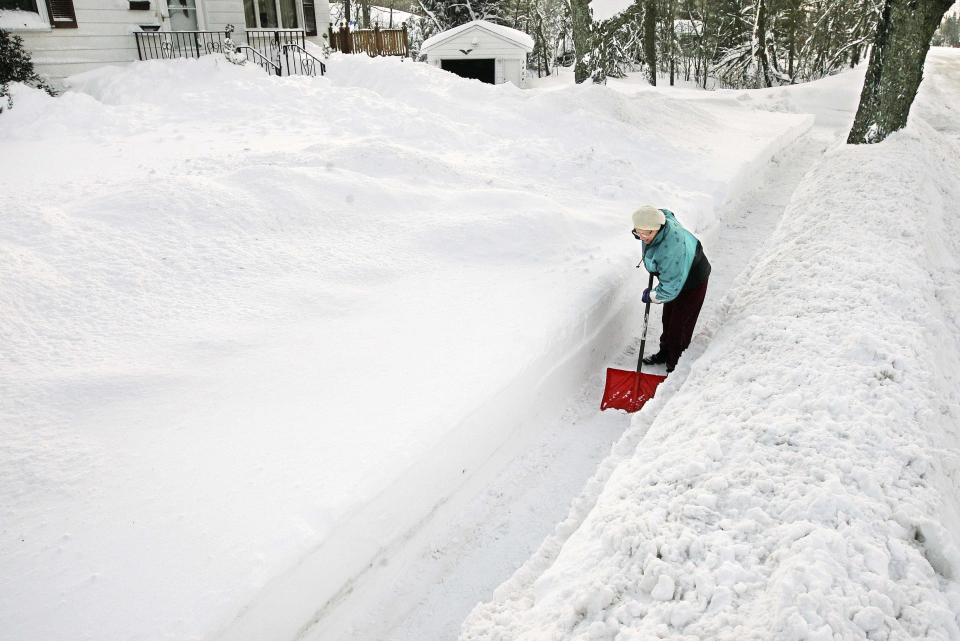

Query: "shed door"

xmin=502 ymin=58 xmax=521 ymax=85
xmin=441 ymin=58 xmax=495 ymax=84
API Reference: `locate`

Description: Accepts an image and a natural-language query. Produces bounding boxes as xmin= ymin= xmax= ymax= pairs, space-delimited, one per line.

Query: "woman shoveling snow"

xmin=632 ymin=205 xmax=712 ymax=373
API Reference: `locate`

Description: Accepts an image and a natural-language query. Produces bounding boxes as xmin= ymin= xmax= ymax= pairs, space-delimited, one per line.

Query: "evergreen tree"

xmin=553 ymin=0 xmax=898 ymax=90
xmin=934 ymin=13 xmax=959 ymax=47
xmin=415 ymin=0 xmax=507 ymax=32
xmin=848 ymin=0 xmax=953 ymax=144
xmin=498 ymin=0 xmax=566 ymax=76
xmin=711 ymin=1 xmax=765 ymax=88
xmin=588 ymin=1 xmax=648 ymax=83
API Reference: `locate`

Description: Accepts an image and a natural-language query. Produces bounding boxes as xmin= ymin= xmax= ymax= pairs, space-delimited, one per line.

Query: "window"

xmin=244 ymin=0 xmax=300 ymax=29
xmin=166 ymin=0 xmax=198 ymax=30
xmin=243 ymin=0 xmax=256 ymax=30
xmin=301 ymin=0 xmax=315 ymax=35
xmin=0 ymin=0 xmax=76 ymax=29
xmin=258 ymin=0 xmax=277 ymax=28
xmin=0 ymin=0 xmax=38 ymax=11
xmin=278 ymin=0 xmax=296 ymax=28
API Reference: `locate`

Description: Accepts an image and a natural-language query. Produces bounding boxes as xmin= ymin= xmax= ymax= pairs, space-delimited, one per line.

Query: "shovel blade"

xmin=600 ymin=368 xmax=667 ymax=413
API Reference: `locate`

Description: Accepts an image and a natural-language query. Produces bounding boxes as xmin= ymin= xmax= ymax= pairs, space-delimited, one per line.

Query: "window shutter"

xmin=45 ymin=0 xmax=78 ymax=28
xmin=302 ymin=0 xmax=317 ymax=36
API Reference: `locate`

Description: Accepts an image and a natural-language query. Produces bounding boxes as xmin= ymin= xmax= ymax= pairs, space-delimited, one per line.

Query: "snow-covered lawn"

xmin=2 ymin=47 xmax=958 ymax=641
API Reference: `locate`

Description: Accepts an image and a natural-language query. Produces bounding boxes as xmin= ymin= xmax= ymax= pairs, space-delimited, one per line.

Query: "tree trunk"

xmin=568 ymin=0 xmax=592 ymax=83
xmin=536 ymin=19 xmax=551 ymax=77
xmin=643 ymin=0 xmax=657 ymax=85
xmin=698 ymin=0 xmax=708 ymax=89
xmin=847 ymin=0 xmax=953 ymax=144
xmin=787 ymin=2 xmax=796 ymax=81
xmin=668 ymin=0 xmax=675 ymax=86
xmin=753 ymin=0 xmax=772 ymax=87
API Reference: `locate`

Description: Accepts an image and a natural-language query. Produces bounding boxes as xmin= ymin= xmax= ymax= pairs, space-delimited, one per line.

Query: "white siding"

xmin=426 ymin=29 xmax=525 ymax=58
xmin=14 ymin=0 xmax=163 ymax=79
xmin=201 ymin=0 xmax=244 ymax=32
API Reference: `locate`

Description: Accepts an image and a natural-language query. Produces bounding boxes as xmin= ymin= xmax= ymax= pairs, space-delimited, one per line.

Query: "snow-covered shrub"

xmin=0 ymin=27 xmax=55 ymax=112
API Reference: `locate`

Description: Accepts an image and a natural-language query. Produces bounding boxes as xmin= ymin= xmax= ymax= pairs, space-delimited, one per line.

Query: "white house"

xmin=420 ymin=20 xmax=533 ymax=87
xmin=0 ymin=0 xmax=330 ymax=80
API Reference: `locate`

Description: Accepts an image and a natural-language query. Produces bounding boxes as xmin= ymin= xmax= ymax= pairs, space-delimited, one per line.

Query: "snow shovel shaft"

xmin=600 ymin=272 xmax=667 ymax=412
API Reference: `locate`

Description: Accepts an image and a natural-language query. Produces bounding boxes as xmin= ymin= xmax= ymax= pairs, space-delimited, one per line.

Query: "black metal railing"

xmin=135 ymin=27 xmax=324 ymax=77
xmin=281 ymin=43 xmax=326 ymax=76
xmin=135 ymin=30 xmax=229 ymax=61
xmin=245 ymin=29 xmax=306 ymax=63
xmin=235 ymin=45 xmax=282 ymax=75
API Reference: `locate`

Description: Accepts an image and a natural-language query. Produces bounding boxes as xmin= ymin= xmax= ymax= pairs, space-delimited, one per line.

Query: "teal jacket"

xmin=641 ymin=209 xmax=703 ymax=303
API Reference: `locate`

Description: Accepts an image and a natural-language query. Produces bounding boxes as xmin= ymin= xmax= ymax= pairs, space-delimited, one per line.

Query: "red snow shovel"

xmin=600 ymin=273 xmax=667 ymax=412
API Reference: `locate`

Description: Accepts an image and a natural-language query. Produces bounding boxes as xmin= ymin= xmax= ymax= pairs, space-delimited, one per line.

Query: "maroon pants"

xmin=660 ymin=280 xmax=708 ymax=370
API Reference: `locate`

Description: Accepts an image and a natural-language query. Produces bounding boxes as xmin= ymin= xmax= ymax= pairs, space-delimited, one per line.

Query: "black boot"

xmin=642 ymin=351 xmax=666 ymax=366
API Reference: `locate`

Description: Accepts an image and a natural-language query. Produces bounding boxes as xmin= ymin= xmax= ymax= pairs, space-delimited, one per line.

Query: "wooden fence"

xmin=328 ymin=24 xmax=409 ymax=57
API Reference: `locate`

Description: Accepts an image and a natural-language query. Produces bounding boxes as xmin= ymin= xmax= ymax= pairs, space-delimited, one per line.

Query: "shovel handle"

xmin=636 ymin=272 xmax=655 ymax=373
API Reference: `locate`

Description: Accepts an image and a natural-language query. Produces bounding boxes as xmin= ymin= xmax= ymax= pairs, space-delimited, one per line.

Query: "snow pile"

xmin=461 ymin=50 xmax=960 ymax=641
xmin=0 ymin=54 xmax=811 ymax=641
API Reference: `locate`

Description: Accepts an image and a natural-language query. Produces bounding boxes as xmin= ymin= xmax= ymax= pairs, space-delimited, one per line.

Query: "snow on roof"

xmin=420 ymin=20 xmax=534 ymax=53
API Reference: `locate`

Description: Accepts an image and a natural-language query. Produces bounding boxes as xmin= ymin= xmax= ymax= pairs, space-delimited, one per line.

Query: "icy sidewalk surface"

xmin=1 ymin=54 xmax=810 ymax=641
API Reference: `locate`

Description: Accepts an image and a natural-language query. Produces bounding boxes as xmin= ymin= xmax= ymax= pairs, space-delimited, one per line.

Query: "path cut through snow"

xmin=313 ymin=121 xmax=839 ymax=641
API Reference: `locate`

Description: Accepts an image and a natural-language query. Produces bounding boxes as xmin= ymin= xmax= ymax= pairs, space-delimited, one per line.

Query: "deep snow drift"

xmin=0 ymin=54 xmax=811 ymax=641
xmin=461 ymin=49 xmax=960 ymax=641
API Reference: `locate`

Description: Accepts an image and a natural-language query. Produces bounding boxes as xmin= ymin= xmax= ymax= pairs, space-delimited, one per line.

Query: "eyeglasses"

xmin=632 ymin=229 xmax=654 ymax=240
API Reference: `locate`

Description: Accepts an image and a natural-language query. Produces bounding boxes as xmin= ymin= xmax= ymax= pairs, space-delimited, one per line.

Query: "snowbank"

xmin=1 ymin=54 xmax=810 ymax=641
xmin=461 ymin=49 xmax=960 ymax=641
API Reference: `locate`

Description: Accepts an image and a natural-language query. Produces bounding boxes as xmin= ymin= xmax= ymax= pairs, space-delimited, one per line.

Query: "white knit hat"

xmin=632 ymin=205 xmax=666 ymax=230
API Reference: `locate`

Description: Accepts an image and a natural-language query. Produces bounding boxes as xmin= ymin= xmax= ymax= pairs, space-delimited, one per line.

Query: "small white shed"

xmin=420 ymin=20 xmax=533 ymax=87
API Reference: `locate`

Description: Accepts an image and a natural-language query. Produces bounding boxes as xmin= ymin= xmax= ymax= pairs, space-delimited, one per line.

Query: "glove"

xmin=642 ymin=288 xmax=661 ymax=304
